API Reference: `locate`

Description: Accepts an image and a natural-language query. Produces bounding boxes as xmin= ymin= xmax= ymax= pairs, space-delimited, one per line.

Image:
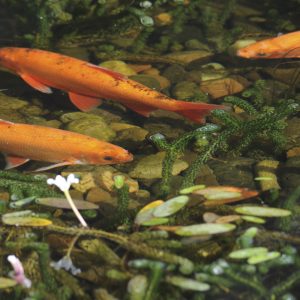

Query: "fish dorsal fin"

xmin=4 ymin=155 xmax=30 ymax=169
xmin=0 ymin=119 xmax=13 ymax=125
xmin=20 ymin=73 xmax=53 ymax=94
xmin=68 ymin=92 xmax=102 ymax=112
xmin=86 ymin=63 xmax=125 ymax=80
xmin=124 ymin=102 xmax=155 ymax=117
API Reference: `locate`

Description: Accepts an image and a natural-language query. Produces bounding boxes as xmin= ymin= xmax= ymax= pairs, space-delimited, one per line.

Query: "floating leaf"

xmin=179 ymin=185 xmax=206 ymax=194
xmin=229 ymin=247 xmax=268 ymax=259
xmin=2 ymin=211 xmax=52 ymax=227
xmin=241 ymin=215 xmax=266 ymax=224
xmin=153 ymin=195 xmax=189 ymax=218
xmin=247 ymin=251 xmax=281 ymax=264
xmin=175 ymin=223 xmax=236 ymax=236
xmin=36 ymin=197 xmax=99 ymax=210
xmin=0 ymin=277 xmax=17 ymax=289
xmin=134 ymin=200 xmax=164 ymax=225
xmin=166 ymin=276 xmax=210 ymax=291
xmin=215 ymin=215 xmax=241 ymax=224
xmin=141 ymin=217 xmax=169 ymax=226
xmin=235 ymin=206 xmax=291 ymax=217
xmin=193 ymin=186 xmax=258 ymax=207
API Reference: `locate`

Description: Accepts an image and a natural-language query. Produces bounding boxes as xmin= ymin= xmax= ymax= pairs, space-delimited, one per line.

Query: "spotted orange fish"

xmin=0 ymin=47 xmax=224 ymax=123
xmin=0 ymin=119 xmax=132 ymax=171
xmin=237 ymin=31 xmax=300 ymax=59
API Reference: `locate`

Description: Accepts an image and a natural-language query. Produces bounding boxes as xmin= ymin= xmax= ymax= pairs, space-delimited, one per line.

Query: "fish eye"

xmin=103 ymin=156 xmax=113 ymax=161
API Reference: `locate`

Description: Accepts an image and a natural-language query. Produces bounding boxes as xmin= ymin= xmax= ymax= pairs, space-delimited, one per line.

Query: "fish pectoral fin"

xmin=4 ymin=155 xmax=30 ymax=169
xmin=68 ymin=92 xmax=102 ymax=112
xmin=124 ymin=102 xmax=155 ymax=117
xmin=19 ymin=73 xmax=53 ymax=94
xmin=32 ymin=161 xmax=75 ymax=172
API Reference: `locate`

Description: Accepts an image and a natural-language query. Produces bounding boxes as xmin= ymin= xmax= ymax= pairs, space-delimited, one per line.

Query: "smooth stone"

xmin=99 ymin=60 xmax=137 ymax=76
xmin=172 ymin=81 xmax=199 ymax=100
xmin=65 ymin=118 xmax=116 ymax=141
xmin=129 ymin=152 xmax=188 ymax=179
xmin=162 ymin=65 xmax=187 ymax=84
xmin=200 ymin=76 xmax=250 ymax=99
xmin=129 ymin=74 xmax=161 ymax=90
xmin=93 ymin=166 xmax=139 ymax=193
xmin=165 ymin=50 xmax=213 ymax=64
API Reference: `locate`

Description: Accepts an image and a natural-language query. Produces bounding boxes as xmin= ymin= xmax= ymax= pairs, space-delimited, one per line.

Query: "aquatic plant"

xmin=151 ymin=80 xmax=298 ymax=194
xmin=0 ymin=170 xmax=60 ymax=200
xmin=150 ymin=124 xmax=220 ymax=196
xmin=113 ymin=175 xmax=131 ymax=226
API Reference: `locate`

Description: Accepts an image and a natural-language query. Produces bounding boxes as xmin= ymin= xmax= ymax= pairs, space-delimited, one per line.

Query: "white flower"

xmin=47 ymin=173 xmax=88 ymax=227
xmin=7 ymin=255 xmax=32 ymax=288
xmin=47 ymin=174 xmax=79 ymax=192
xmin=50 ymin=256 xmax=81 ymax=275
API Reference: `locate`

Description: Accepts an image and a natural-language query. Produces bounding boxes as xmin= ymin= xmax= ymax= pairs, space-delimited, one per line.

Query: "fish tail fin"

xmin=173 ymin=101 xmax=226 ymax=123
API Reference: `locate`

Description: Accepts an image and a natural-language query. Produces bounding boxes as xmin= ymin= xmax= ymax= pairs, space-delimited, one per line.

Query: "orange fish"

xmin=0 ymin=119 xmax=133 ymax=171
xmin=237 ymin=31 xmax=300 ymax=59
xmin=0 ymin=47 xmax=224 ymax=123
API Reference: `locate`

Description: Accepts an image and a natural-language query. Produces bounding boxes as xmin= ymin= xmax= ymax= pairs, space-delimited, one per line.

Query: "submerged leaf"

xmin=175 ymin=223 xmax=236 ymax=236
xmin=241 ymin=215 xmax=266 ymax=224
xmin=153 ymin=195 xmax=189 ymax=218
xmin=229 ymin=247 xmax=268 ymax=259
xmin=134 ymin=200 xmax=164 ymax=225
xmin=36 ymin=197 xmax=99 ymax=210
xmin=193 ymin=186 xmax=258 ymax=206
xmin=247 ymin=251 xmax=281 ymax=264
xmin=0 ymin=277 xmax=17 ymax=289
xmin=2 ymin=216 xmax=52 ymax=226
xmin=166 ymin=275 xmax=210 ymax=291
xmin=141 ymin=217 xmax=169 ymax=226
xmin=179 ymin=185 xmax=206 ymax=194
xmin=235 ymin=206 xmax=291 ymax=217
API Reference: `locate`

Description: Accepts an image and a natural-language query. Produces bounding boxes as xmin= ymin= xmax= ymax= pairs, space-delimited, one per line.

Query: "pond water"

xmin=0 ymin=1 xmax=299 ymax=299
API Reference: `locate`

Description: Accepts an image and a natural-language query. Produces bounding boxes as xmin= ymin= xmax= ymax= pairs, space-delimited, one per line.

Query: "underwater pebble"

xmin=99 ymin=60 xmax=137 ymax=76
xmin=61 ymin=171 xmax=96 ymax=193
xmin=65 ymin=117 xmax=116 ymax=142
xmin=86 ymin=187 xmax=114 ymax=204
xmin=185 ymin=39 xmax=210 ymax=51
xmin=165 ymin=50 xmax=213 ymax=64
xmin=0 ymin=92 xmax=28 ymax=110
xmin=129 ymin=152 xmax=188 ymax=179
xmin=154 ymin=12 xmax=173 ymax=26
xmin=94 ymin=166 xmax=139 ymax=193
xmin=127 ymin=275 xmax=148 ymax=299
xmin=228 ymin=39 xmax=257 ymax=56
xmin=162 ymin=64 xmax=187 ymax=84
xmin=172 ymin=81 xmax=200 ymax=100
xmin=200 ymin=75 xmax=250 ymax=99
xmin=129 ymin=74 xmax=161 ymax=90
xmin=235 ymin=206 xmax=291 ymax=217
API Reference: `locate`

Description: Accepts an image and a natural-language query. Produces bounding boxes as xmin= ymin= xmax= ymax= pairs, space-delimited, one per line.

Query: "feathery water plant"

xmin=150 ymin=124 xmax=220 ymax=196
xmin=181 ymin=99 xmax=298 ymax=188
xmin=151 ymin=80 xmax=298 ymax=193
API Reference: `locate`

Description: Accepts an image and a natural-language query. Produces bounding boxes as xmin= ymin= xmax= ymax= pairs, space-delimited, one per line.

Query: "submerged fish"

xmin=0 ymin=47 xmax=224 ymax=123
xmin=0 ymin=119 xmax=133 ymax=171
xmin=237 ymin=31 xmax=300 ymax=59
